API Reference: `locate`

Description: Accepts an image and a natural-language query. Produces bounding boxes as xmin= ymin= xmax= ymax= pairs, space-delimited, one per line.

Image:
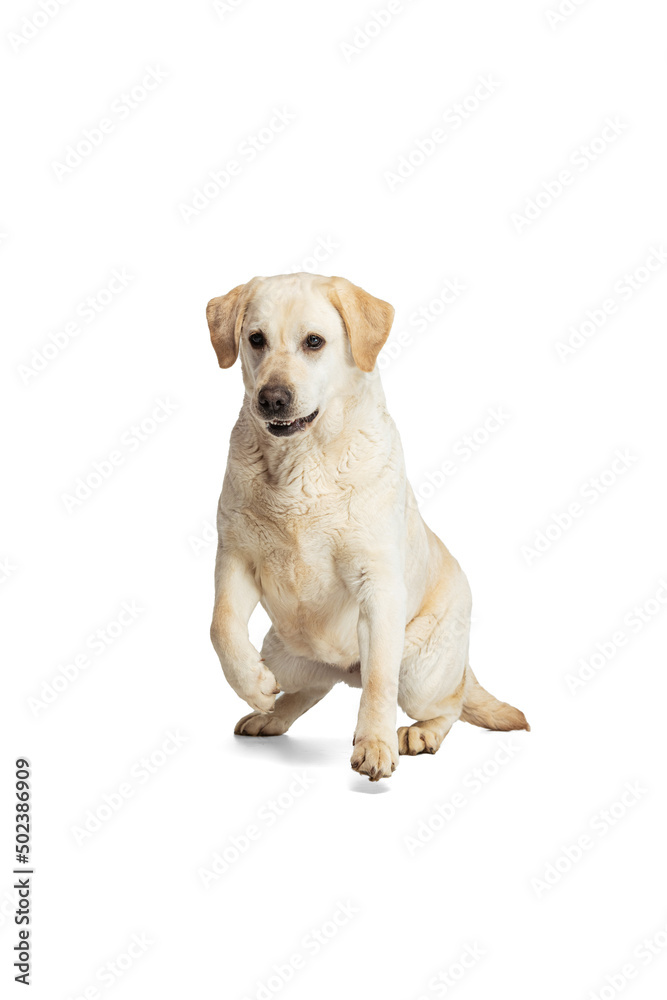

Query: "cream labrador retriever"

xmin=207 ymin=273 xmax=528 ymax=781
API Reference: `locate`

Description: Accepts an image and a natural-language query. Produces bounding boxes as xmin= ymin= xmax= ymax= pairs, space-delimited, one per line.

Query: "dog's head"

xmin=206 ymin=273 xmax=394 ymax=438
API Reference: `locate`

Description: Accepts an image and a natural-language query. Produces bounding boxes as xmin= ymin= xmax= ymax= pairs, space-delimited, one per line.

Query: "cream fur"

xmin=207 ymin=273 xmax=528 ymax=781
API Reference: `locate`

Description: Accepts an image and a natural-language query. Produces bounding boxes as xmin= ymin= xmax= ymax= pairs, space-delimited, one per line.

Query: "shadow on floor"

xmin=229 ymin=734 xmax=349 ymax=768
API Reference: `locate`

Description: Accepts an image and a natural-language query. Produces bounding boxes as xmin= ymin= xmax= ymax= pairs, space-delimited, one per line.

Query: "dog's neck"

xmin=234 ymin=373 xmax=395 ymax=490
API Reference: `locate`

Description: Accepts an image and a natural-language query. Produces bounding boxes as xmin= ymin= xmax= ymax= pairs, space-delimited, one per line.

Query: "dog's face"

xmin=207 ymin=273 xmax=394 ymax=439
xmin=238 ymin=275 xmax=352 ymax=438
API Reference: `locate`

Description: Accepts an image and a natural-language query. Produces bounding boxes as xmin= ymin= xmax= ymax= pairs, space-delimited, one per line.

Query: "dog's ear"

xmin=206 ymin=283 xmax=251 ymax=368
xmin=326 ymin=277 xmax=395 ymax=373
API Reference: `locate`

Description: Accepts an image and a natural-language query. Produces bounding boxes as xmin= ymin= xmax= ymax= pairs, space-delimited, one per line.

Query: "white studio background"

xmin=2 ymin=1 xmax=666 ymax=998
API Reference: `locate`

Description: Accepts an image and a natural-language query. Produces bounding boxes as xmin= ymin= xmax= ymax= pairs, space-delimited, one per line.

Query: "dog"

xmin=207 ymin=273 xmax=529 ymax=781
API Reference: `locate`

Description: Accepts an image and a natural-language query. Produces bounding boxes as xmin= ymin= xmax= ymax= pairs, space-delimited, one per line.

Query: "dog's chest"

xmin=225 ymin=435 xmax=402 ymax=663
xmin=245 ymin=493 xmax=360 ymax=664
xmin=256 ymin=513 xmax=337 ymax=589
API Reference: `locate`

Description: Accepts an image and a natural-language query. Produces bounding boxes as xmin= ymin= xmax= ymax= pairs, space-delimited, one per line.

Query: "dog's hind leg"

xmin=397 ymin=671 xmax=466 ymax=755
xmin=235 ymin=686 xmax=335 ymax=736
xmin=234 ymin=627 xmax=337 ymax=736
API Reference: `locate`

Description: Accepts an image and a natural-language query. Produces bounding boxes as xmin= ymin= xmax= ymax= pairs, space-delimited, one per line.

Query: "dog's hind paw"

xmin=234 ymin=712 xmax=288 ymax=737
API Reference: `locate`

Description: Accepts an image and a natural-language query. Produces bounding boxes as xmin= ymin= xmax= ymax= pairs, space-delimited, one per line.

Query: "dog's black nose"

xmin=258 ymin=385 xmax=292 ymax=416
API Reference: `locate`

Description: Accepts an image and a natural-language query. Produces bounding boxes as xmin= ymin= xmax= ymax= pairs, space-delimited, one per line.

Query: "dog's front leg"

xmin=210 ymin=545 xmax=279 ymax=713
xmin=351 ymin=582 xmax=406 ymax=781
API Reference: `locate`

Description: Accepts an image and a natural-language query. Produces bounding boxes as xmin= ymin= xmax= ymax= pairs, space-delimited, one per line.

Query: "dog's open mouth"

xmin=266 ymin=410 xmax=319 ymax=437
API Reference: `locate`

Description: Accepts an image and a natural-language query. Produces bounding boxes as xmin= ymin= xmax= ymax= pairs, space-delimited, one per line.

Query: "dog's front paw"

xmin=234 ymin=711 xmax=288 ymax=736
xmin=350 ymin=736 xmax=398 ymax=781
xmin=236 ymin=663 xmax=280 ymax=714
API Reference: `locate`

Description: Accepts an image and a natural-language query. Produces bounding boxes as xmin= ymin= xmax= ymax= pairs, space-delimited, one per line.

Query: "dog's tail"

xmin=460 ymin=665 xmax=530 ymax=732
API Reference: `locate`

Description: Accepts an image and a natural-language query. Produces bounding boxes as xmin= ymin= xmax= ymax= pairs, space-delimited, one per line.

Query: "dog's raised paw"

xmin=350 ymin=737 xmax=398 ymax=781
xmin=234 ymin=712 xmax=288 ymax=737
xmin=237 ymin=663 xmax=280 ymax=714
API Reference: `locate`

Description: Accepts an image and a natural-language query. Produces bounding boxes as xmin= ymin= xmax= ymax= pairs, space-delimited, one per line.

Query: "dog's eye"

xmin=304 ymin=334 xmax=324 ymax=350
xmin=248 ymin=332 xmax=265 ymax=348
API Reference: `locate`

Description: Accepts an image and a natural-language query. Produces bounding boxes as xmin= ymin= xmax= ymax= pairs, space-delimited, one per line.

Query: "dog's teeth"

xmin=266 ymin=410 xmax=318 ymax=431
